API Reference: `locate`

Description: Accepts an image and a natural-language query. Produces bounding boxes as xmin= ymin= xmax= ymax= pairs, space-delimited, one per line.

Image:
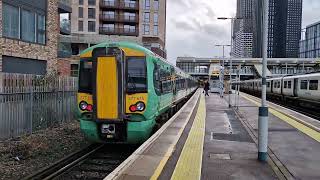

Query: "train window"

xmin=127 ymin=57 xmax=147 ymax=93
xmin=288 ymin=81 xmax=292 ymax=88
xmin=153 ymin=63 xmax=161 ymax=95
xmin=300 ymin=80 xmax=308 ymax=90
xmin=309 ymin=80 xmax=318 ymax=90
xmin=284 ymin=81 xmax=287 ymax=88
xmin=267 ymin=82 xmax=270 ymax=88
xmin=78 ymin=60 xmax=92 ymax=93
xmin=277 ymin=81 xmax=280 ymax=88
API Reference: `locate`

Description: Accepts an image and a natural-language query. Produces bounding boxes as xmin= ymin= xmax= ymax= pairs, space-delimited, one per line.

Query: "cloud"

xmin=166 ymin=0 xmax=319 ymax=64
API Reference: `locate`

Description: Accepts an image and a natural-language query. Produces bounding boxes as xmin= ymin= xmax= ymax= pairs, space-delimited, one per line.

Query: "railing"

xmin=100 ymin=1 xmax=138 ymax=10
xmin=99 ymin=27 xmax=139 ymax=36
xmin=60 ymin=19 xmax=71 ymax=35
xmin=0 ymin=73 xmax=78 ymax=140
xmin=100 ymin=0 xmax=118 ymax=8
xmin=119 ymin=1 xmax=139 ymax=10
xmin=99 ymin=14 xmax=138 ymax=23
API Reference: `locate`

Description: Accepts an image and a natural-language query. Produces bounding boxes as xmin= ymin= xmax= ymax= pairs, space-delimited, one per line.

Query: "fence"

xmin=0 ymin=73 xmax=78 ymax=140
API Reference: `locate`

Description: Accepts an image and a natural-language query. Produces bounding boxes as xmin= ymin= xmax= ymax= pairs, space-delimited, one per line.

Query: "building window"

xmin=102 ymin=24 xmax=115 ymax=32
xmin=3 ymin=3 xmax=46 ymax=44
xmin=153 ymin=13 xmax=158 ymax=24
xmin=3 ymin=3 xmax=19 ymax=39
xmin=124 ymin=25 xmax=136 ymax=33
xmin=71 ymin=64 xmax=79 ymax=77
xmin=21 ymin=9 xmax=36 ymax=42
xmin=153 ymin=25 xmax=158 ymax=35
xmin=79 ymin=0 xmax=83 ymax=5
xmin=88 ymin=8 xmax=96 ymax=19
xmin=88 ymin=0 xmax=96 ymax=5
xmin=37 ymin=15 xmax=46 ymax=44
xmin=79 ymin=7 xmax=83 ymax=18
xmin=88 ymin=21 xmax=96 ymax=32
xmin=78 ymin=20 xmax=83 ymax=31
xmin=143 ymin=24 xmax=150 ymax=35
xmin=144 ymin=12 xmax=150 ymax=22
xmin=154 ymin=0 xmax=159 ymax=10
xmin=144 ymin=0 xmax=150 ymax=9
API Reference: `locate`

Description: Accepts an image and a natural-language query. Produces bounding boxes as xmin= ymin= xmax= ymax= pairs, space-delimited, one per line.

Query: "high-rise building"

xmin=62 ymin=0 xmax=166 ymax=58
xmin=299 ymin=21 xmax=320 ymax=58
xmin=252 ymin=0 xmax=302 ymax=58
xmin=233 ymin=0 xmax=253 ymax=58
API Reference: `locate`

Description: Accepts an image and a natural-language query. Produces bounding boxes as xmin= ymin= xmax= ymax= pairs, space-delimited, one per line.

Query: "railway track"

xmin=25 ymin=144 xmax=137 ymax=180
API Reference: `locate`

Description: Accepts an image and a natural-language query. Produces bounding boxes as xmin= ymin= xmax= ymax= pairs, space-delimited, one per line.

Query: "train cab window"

xmin=288 ymin=81 xmax=292 ymax=89
xmin=127 ymin=57 xmax=147 ymax=93
xmin=309 ymin=80 xmax=318 ymax=90
xmin=300 ymin=80 xmax=308 ymax=90
xmin=79 ymin=60 xmax=93 ymax=93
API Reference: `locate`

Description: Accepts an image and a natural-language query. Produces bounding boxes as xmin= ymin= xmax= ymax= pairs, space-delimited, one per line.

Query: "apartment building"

xmin=62 ymin=0 xmax=166 ymax=60
xmin=0 ymin=0 xmax=72 ymax=75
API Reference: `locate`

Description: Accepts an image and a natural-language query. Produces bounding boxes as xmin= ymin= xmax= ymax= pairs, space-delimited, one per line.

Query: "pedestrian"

xmin=204 ymin=80 xmax=210 ymax=96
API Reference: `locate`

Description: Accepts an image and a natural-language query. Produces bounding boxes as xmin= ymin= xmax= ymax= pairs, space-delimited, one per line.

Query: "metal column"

xmin=258 ymin=0 xmax=269 ymax=162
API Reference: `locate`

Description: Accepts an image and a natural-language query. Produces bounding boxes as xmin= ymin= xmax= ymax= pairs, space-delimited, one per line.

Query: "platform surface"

xmin=107 ymin=91 xmax=320 ymax=180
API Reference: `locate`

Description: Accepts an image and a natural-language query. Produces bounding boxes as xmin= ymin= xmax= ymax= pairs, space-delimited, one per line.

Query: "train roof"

xmin=79 ymin=41 xmax=196 ymax=81
xmin=283 ymin=73 xmax=320 ymax=79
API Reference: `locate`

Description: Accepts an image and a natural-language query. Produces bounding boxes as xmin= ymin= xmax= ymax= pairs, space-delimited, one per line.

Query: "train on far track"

xmin=240 ymin=73 xmax=320 ymax=110
xmin=77 ymin=42 xmax=197 ymax=144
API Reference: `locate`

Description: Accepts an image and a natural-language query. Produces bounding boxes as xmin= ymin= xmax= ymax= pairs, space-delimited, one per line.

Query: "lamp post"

xmin=258 ymin=0 xmax=269 ymax=162
xmin=215 ymin=44 xmax=231 ymax=98
xmin=217 ymin=16 xmax=243 ymax=107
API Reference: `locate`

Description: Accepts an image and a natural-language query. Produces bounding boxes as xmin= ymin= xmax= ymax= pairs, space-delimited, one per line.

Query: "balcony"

xmin=99 ymin=27 xmax=139 ymax=36
xmin=58 ymin=0 xmax=72 ymax=13
xmin=100 ymin=1 xmax=139 ymax=10
xmin=99 ymin=14 xmax=138 ymax=23
xmin=119 ymin=1 xmax=139 ymax=10
xmin=100 ymin=1 xmax=119 ymax=9
xmin=60 ymin=19 xmax=71 ymax=35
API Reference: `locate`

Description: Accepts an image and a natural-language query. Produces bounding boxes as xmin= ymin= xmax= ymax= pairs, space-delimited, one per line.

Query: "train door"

xmin=92 ymin=47 xmax=126 ymax=139
xmin=293 ymin=78 xmax=298 ymax=97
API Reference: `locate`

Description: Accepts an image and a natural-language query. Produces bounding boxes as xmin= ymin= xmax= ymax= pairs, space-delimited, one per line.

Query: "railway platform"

xmin=105 ymin=89 xmax=320 ymax=180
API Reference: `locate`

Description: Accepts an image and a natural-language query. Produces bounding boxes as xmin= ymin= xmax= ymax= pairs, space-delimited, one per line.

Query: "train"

xmin=240 ymin=73 xmax=320 ymax=109
xmin=77 ymin=42 xmax=198 ymax=144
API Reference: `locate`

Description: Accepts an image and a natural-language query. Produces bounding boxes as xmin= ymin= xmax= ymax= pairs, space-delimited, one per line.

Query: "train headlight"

xmin=129 ymin=102 xmax=145 ymax=112
xmin=136 ymin=102 xmax=145 ymax=111
xmin=79 ymin=101 xmax=88 ymax=111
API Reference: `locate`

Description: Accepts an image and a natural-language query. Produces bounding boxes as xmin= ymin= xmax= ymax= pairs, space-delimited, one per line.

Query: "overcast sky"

xmin=166 ymin=0 xmax=320 ymax=63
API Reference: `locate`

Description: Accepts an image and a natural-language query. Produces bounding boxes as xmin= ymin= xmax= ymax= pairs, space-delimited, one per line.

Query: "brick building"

xmin=0 ymin=0 xmax=72 ymax=75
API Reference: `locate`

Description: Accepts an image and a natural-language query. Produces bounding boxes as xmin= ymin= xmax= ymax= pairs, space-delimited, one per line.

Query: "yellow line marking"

xmin=150 ymin=93 xmax=200 ymax=180
xmin=241 ymin=94 xmax=320 ymax=143
xmin=171 ymin=95 xmax=206 ymax=180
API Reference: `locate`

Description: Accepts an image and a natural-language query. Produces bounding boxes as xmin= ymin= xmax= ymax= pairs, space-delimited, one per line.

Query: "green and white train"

xmin=77 ymin=42 xmax=197 ymax=144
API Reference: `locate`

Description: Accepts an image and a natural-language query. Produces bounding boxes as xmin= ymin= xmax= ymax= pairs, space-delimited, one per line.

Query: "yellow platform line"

xmin=171 ymin=95 xmax=206 ymax=180
xmin=241 ymin=94 xmax=320 ymax=142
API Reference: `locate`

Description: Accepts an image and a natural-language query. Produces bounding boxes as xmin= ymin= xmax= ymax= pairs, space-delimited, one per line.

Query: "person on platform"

xmin=204 ymin=80 xmax=210 ymax=96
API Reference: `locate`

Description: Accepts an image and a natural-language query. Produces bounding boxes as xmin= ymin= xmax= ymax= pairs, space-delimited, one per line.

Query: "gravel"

xmin=0 ymin=121 xmax=89 ymax=180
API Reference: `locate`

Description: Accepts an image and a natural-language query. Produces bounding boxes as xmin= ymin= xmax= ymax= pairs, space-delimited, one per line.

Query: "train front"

xmin=77 ymin=42 xmax=155 ymax=144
